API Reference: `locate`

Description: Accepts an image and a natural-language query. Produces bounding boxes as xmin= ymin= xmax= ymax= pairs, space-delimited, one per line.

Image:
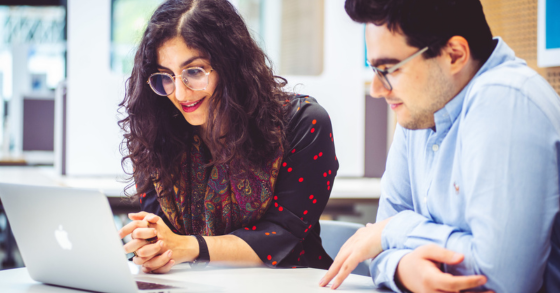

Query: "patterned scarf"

xmin=154 ymin=133 xmax=283 ymax=236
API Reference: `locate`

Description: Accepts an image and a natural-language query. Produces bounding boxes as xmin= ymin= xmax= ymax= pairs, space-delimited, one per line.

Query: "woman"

xmin=118 ymin=0 xmax=338 ymax=274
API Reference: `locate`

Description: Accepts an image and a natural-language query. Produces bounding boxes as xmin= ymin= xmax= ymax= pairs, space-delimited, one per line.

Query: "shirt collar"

xmin=432 ymin=37 xmax=516 ymax=133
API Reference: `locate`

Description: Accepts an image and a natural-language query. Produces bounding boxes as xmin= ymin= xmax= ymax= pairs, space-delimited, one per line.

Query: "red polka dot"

xmin=298 ymin=258 xmax=300 ymax=262
xmin=323 ymin=172 xmax=327 ymax=177
xmin=328 ymin=186 xmax=331 ymax=190
xmin=139 ymin=199 xmax=142 ymax=204
xmin=303 ymin=210 xmax=308 ymax=215
xmin=310 ymin=128 xmax=315 ymax=133
xmin=292 ymin=266 xmax=297 ymax=269
xmin=272 ymin=231 xmax=276 ymax=234
xmin=327 ymin=181 xmax=330 ymax=185
xmin=265 ymin=232 xmax=270 ymax=235
xmin=328 ymin=170 xmax=332 ymax=175
xmin=312 ymin=119 xmax=317 ymax=124
xmin=288 ymin=167 xmax=293 ymax=172
xmin=291 ymin=149 xmax=296 ymax=153
xmin=313 ymin=199 xmax=317 ymax=204
xmin=329 ymin=133 xmax=332 ymax=138
xmin=285 ymin=99 xmax=289 ymax=102
xmin=319 ymin=255 xmax=322 ymax=260
xmin=335 ymin=156 xmax=337 ymax=160
xmin=142 ymin=193 xmax=146 ymax=198
xmin=309 ymin=225 xmax=312 ymax=228
xmin=304 ymin=229 xmax=308 ymax=233
xmin=245 ymin=227 xmax=249 ymax=230
xmin=299 ymin=178 xmax=304 ymax=182
xmin=275 ymin=202 xmax=278 ymax=207
xmin=309 ymin=195 xmax=314 ymax=199
xmin=282 ymin=162 xmax=287 ymax=167
xmin=279 ymin=207 xmax=284 ymax=211
xmin=272 ymin=261 xmax=277 ymax=265
xmin=300 ymin=250 xmax=305 ymax=255
xmin=313 ymin=155 xmax=318 ymax=160
xmin=274 ymin=196 xmax=278 ymax=200
xmin=267 ymin=255 xmax=272 ymax=260
xmin=252 ymin=226 xmax=256 ymax=230
xmin=300 ymin=217 xmax=303 ymax=220
xmin=319 ymin=152 xmax=323 ymax=157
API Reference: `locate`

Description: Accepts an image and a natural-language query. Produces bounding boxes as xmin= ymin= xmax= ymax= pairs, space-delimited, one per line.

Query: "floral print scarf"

xmin=154 ymin=133 xmax=283 ymax=236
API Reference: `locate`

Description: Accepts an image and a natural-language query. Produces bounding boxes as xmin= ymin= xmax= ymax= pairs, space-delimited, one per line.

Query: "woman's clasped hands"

xmin=118 ymin=212 xmax=199 ymax=273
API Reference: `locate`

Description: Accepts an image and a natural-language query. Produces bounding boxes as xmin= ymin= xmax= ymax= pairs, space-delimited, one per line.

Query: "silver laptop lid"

xmin=0 ymin=183 xmax=139 ymax=293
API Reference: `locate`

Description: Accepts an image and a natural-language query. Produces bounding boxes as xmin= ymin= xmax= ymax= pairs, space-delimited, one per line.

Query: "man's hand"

xmin=319 ymin=218 xmax=391 ymax=290
xmin=396 ymin=244 xmax=493 ymax=293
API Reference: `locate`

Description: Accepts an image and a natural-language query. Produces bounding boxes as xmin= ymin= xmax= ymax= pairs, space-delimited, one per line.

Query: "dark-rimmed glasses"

xmin=147 ymin=67 xmax=213 ymax=96
xmin=369 ymin=46 xmax=429 ymax=91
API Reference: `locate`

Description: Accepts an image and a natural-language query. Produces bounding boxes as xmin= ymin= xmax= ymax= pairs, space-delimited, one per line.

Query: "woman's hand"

xmin=119 ymin=212 xmax=199 ymax=273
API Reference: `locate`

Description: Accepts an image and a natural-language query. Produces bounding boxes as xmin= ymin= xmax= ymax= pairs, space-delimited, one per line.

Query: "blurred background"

xmin=0 ymin=0 xmax=559 ymax=271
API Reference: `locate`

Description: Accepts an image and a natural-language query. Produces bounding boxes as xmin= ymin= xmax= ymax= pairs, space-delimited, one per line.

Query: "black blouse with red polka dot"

xmin=140 ymin=95 xmax=339 ymax=270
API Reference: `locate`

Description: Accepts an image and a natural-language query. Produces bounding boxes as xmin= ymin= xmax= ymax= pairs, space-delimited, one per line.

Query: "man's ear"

xmin=442 ymin=36 xmax=471 ymax=75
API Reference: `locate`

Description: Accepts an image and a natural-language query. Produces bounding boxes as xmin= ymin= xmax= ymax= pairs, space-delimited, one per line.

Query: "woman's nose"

xmin=173 ymin=77 xmax=192 ymax=102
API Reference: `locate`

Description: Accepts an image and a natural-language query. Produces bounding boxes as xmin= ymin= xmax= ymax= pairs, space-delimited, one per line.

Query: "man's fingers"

xmin=320 ymin=250 xmax=351 ymax=287
xmin=331 ymin=256 xmax=361 ymax=290
xmin=150 ymin=259 xmax=175 ymax=274
xmin=124 ymin=239 xmax=149 ymax=254
xmin=419 ymin=244 xmax=464 ymax=265
xmin=435 ymin=273 xmax=487 ymax=292
xmin=136 ymin=241 xmax=164 ymax=258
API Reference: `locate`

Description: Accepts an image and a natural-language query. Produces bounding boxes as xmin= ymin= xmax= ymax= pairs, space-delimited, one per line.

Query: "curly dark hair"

xmin=345 ymin=0 xmax=494 ymax=62
xmin=118 ymin=0 xmax=289 ymax=198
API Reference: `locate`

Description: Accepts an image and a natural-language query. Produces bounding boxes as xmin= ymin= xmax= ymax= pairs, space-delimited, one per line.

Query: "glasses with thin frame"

xmin=147 ymin=67 xmax=213 ymax=96
xmin=369 ymin=46 xmax=429 ymax=91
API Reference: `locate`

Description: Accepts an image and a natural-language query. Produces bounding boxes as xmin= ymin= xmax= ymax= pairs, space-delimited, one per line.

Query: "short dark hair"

xmin=345 ymin=0 xmax=494 ymax=61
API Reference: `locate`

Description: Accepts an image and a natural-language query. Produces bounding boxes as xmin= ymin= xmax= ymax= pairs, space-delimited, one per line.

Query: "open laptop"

xmin=0 ymin=183 xmax=189 ymax=293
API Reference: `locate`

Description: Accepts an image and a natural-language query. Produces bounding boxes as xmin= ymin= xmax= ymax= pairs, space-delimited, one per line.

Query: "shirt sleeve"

xmin=231 ymin=96 xmax=339 ymax=268
xmin=380 ymin=85 xmax=560 ymax=293
xmin=370 ymin=123 xmax=415 ymax=290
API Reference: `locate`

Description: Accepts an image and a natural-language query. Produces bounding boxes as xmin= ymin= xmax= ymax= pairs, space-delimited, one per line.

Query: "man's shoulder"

xmin=464 ymin=60 xmax=560 ymax=133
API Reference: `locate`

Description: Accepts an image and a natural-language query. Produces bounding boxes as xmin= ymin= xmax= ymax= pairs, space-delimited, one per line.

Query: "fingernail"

xmin=319 ymin=278 xmax=324 ymax=286
xmin=478 ymin=277 xmax=486 ymax=286
xmin=451 ymin=253 xmax=462 ymax=262
xmin=153 ymin=229 xmax=157 ymax=235
xmin=167 ymin=250 xmax=173 ymax=258
xmin=159 ymin=240 xmax=163 ymax=247
xmin=331 ymin=283 xmax=338 ymax=290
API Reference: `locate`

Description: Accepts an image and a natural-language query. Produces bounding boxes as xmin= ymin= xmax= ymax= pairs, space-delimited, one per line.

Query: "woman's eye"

xmin=186 ymin=68 xmax=205 ymax=78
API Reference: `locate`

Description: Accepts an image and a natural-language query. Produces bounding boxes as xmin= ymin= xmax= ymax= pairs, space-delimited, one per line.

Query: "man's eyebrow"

xmin=369 ymin=58 xmax=402 ymax=68
xmin=157 ymin=56 xmax=205 ymax=71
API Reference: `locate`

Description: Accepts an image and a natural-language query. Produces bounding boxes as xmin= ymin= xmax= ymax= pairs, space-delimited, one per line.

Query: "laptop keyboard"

xmin=136 ymin=281 xmax=179 ymax=290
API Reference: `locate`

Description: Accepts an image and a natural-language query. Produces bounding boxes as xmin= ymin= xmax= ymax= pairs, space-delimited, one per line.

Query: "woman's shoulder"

xmin=285 ymin=94 xmax=333 ymax=145
xmin=286 ymin=94 xmax=331 ymax=126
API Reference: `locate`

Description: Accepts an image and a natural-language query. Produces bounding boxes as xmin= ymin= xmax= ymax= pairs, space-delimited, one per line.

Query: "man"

xmin=320 ymin=0 xmax=560 ymax=292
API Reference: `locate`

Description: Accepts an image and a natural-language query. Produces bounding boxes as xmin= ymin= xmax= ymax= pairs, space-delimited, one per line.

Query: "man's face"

xmin=365 ymin=24 xmax=455 ymax=130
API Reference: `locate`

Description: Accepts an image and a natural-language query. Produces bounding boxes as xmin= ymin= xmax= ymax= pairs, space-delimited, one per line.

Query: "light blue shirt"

xmin=372 ymin=38 xmax=560 ymax=293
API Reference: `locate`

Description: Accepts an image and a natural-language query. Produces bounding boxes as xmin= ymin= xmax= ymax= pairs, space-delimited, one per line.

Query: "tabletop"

xmin=0 ymin=263 xmax=390 ymax=293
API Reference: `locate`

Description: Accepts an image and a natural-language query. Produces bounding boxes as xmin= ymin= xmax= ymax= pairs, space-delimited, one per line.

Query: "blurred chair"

xmin=319 ymin=220 xmax=371 ymax=276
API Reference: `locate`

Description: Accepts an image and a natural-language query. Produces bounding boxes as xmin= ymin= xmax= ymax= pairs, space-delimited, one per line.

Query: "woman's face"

xmin=156 ymin=37 xmax=217 ymax=129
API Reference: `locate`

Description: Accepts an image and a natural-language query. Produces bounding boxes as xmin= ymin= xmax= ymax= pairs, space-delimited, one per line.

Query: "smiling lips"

xmin=181 ymin=97 xmax=205 ymax=113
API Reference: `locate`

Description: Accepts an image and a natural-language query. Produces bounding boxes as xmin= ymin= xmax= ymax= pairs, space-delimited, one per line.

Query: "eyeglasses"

xmin=369 ymin=46 xmax=429 ymax=91
xmin=147 ymin=67 xmax=213 ymax=96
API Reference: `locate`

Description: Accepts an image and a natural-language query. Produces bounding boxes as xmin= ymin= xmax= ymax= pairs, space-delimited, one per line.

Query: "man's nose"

xmin=369 ymin=74 xmax=391 ymax=99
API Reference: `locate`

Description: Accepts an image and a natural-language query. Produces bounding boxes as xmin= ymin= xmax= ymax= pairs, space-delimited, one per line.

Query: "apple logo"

xmin=54 ymin=225 xmax=72 ymax=250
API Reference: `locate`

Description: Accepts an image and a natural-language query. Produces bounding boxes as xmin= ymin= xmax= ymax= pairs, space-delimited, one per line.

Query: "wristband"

xmin=191 ymin=234 xmax=209 ymax=268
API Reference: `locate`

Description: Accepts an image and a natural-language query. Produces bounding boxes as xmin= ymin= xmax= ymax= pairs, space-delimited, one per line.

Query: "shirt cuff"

xmin=370 ymin=249 xmax=412 ymax=293
xmin=381 ymin=210 xmax=427 ymax=250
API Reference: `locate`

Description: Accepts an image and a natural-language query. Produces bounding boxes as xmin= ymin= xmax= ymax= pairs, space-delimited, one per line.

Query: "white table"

xmin=0 ymin=264 xmax=389 ymax=293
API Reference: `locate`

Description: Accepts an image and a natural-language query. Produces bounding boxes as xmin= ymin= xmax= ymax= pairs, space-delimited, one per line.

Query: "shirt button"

xmin=432 ymin=144 xmax=439 ymax=152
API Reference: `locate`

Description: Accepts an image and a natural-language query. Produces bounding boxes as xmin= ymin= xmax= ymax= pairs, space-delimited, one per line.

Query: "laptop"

xmin=0 ymin=183 xmax=189 ymax=293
